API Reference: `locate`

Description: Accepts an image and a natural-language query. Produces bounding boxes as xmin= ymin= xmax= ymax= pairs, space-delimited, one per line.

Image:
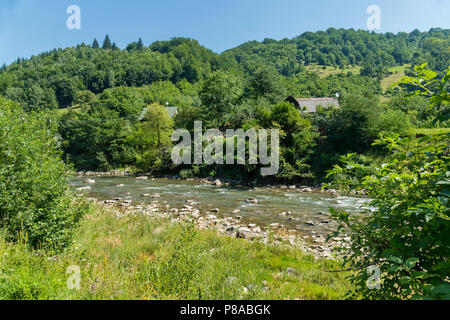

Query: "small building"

xmin=165 ymin=106 xmax=179 ymax=118
xmin=139 ymin=106 xmax=179 ymax=121
xmin=285 ymin=96 xmax=339 ymax=113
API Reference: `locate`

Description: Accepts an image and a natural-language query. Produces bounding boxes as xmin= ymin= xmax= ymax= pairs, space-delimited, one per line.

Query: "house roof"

xmin=285 ymin=96 xmax=339 ymax=113
xmin=139 ymin=106 xmax=179 ymax=120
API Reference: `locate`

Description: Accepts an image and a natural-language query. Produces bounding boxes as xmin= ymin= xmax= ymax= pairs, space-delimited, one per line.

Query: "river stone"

xmin=285 ymin=267 xmax=297 ymax=275
xmin=83 ymin=179 xmax=96 ymax=184
xmin=211 ymin=208 xmax=220 ymax=213
xmin=213 ymin=179 xmax=222 ymax=186
xmin=136 ymin=176 xmax=148 ymax=180
xmin=236 ymin=227 xmax=263 ymax=240
xmin=76 ymin=186 xmax=91 ymax=191
xmin=232 ymin=209 xmax=240 ymax=214
xmin=306 ymin=221 xmax=315 ymax=226
xmin=246 ymin=198 xmax=258 ymax=204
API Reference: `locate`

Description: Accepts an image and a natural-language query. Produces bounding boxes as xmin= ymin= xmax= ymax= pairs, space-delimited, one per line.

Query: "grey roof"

xmin=285 ymin=96 xmax=339 ymax=113
xmin=139 ymin=106 xmax=179 ymax=120
xmin=165 ymin=106 xmax=179 ymax=118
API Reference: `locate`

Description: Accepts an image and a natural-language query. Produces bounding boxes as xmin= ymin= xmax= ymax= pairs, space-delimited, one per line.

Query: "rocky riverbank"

xmin=82 ymin=192 xmax=352 ymax=260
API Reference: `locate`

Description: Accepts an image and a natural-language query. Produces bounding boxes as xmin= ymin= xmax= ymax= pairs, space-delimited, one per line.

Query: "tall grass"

xmin=0 ymin=206 xmax=351 ymax=300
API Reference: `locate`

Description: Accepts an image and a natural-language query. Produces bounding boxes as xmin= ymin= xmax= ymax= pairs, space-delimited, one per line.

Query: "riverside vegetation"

xmin=0 ymin=28 xmax=449 ymax=300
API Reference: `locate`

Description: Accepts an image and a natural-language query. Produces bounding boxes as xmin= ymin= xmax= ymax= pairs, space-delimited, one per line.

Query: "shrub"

xmin=0 ymin=97 xmax=84 ymax=251
xmin=327 ymin=133 xmax=449 ymax=299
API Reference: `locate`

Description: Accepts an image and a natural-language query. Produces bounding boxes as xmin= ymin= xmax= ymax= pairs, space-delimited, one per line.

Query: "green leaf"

xmin=406 ymin=257 xmax=419 ymax=269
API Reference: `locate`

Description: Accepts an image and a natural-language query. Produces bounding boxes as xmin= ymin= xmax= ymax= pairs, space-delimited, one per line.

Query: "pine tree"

xmin=92 ymin=39 xmax=99 ymax=49
xmin=102 ymin=35 xmax=112 ymax=50
xmin=137 ymin=38 xmax=144 ymax=50
xmin=111 ymin=42 xmax=118 ymax=50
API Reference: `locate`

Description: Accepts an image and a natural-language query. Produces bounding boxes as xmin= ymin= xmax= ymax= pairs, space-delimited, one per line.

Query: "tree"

xmin=92 ymin=38 xmax=99 ymax=49
xmin=137 ymin=38 xmax=144 ymax=50
xmin=248 ymin=67 xmax=285 ymax=103
xmin=102 ymin=35 xmax=112 ymax=50
xmin=200 ymin=70 xmax=243 ymax=127
xmin=142 ymin=103 xmax=173 ymax=147
xmin=0 ymin=97 xmax=84 ymax=251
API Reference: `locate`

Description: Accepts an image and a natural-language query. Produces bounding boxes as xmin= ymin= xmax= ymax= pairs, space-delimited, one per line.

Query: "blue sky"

xmin=1 ymin=0 xmax=449 ymax=65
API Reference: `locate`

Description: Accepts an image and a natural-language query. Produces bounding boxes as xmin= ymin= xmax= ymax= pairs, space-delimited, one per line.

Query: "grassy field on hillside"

xmin=381 ymin=65 xmax=410 ymax=93
xmin=0 ymin=206 xmax=351 ymax=300
xmin=306 ymin=64 xmax=361 ymax=78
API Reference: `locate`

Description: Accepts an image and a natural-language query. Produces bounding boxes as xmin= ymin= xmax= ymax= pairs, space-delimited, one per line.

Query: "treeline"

xmin=223 ymin=28 xmax=450 ymax=76
xmin=1 ymin=28 xmax=449 ymax=110
xmin=57 ymin=69 xmax=416 ymax=181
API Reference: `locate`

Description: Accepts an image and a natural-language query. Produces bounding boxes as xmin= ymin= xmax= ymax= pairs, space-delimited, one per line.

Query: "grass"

xmin=0 ymin=206 xmax=351 ymax=300
xmin=381 ymin=64 xmax=410 ymax=93
xmin=305 ymin=64 xmax=361 ymax=78
xmin=413 ymin=128 xmax=450 ymax=136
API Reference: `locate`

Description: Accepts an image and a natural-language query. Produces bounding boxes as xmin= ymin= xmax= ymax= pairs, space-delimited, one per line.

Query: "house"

xmin=285 ymin=96 xmax=339 ymax=113
xmin=139 ymin=106 xmax=179 ymax=121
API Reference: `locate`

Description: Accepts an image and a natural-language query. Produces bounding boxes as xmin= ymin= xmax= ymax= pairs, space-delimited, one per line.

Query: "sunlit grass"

xmin=0 ymin=206 xmax=351 ymax=300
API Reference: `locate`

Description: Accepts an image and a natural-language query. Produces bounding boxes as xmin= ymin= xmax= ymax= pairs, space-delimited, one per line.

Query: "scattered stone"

xmin=116 ymin=184 xmax=125 ymax=187
xmin=136 ymin=176 xmax=148 ymax=180
xmin=211 ymin=208 xmax=220 ymax=213
xmin=246 ymin=198 xmax=258 ymax=204
xmin=83 ymin=179 xmax=96 ymax=184
xmin=213 ymin=179 xmax=222 ymax=187
xmin=285 ymin=267 xmax=297 ymax=275
xmin=306 ymin=221 xmax=315 ymax=227
xmin=236 ymin=227 xmax=263 ymax=240
xmin=232 ymin=209 xmax=240 ymax=214
xmin=76 ymin=186 xmax=91 ymax=191
xmin=151 ymin=194 xmax=161 ymax=198
xmin=321 ymin=219 xmax=330 ymax=224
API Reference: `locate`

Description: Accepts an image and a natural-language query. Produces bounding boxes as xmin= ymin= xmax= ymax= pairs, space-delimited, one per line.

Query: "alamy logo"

xmin=366 ymin=5 xmax=381 ymax=31
xmin=66 ymin=5 xmax=81 ymax=30
xmin=171 ymin=122 xmax=280 ymax=176
xmin=367 ymin=265 xmax=381 ymax=290
xmin=67 ymin=265 xmax=81 ymax=290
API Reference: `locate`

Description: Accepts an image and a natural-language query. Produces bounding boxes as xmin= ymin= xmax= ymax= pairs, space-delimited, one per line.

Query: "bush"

xmin=0 ymin=97 xmax=84 ymax=251
xmin=327 ymin=133 xmax=450 ymax=299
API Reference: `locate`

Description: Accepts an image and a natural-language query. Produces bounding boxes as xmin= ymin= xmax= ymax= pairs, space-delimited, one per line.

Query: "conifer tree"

xmin=102 ymin=35 xmax=112 ymax=49
xmin=137 ymin=38 xmax=144 ymax=50
xmin=92 ymin=38 xmax=99 ymax=49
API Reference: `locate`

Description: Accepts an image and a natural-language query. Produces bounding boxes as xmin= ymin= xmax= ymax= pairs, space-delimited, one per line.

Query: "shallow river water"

xmin=70 ymin=176 xmax=372 ymax=238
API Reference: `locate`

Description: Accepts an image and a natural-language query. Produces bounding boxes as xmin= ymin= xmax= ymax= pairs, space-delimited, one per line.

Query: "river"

xmin=70 ymin=176 xmax=372 ymax=239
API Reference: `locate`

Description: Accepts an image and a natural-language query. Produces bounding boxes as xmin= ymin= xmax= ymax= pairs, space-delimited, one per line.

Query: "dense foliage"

xmin=325 ymin=69 xmax=450 ymax=299
xmin=0 ymin=98 xmax=84 ymax=251
xmin=0 ymin=31 xmax=448 ymax=181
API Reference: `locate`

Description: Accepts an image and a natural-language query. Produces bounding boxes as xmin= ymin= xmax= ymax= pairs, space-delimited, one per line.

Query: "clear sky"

xmin=1 ymin=0 xmax=449 ymax=65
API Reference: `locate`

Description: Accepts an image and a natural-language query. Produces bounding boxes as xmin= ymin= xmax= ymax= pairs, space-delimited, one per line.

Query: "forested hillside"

xmin=0 ymin=28 xmax=449 ymax=111
xmin=0 ymin=29 xmax=448 ymax=180
xmin=223 ymin=28 xmax=450 ymax=77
